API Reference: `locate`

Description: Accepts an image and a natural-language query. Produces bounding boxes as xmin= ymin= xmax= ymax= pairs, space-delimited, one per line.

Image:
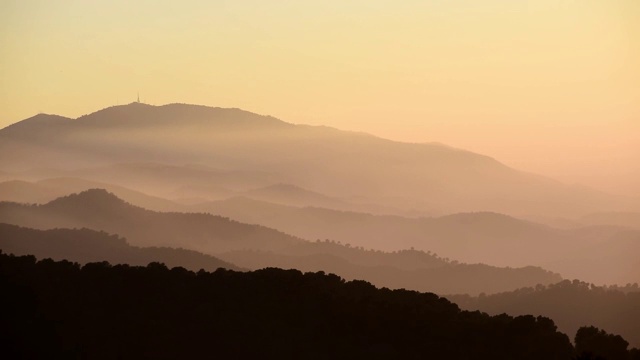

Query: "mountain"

xmin=448 ymin=280 xmax=640 ymax=348
xmin=219 ymin=249 xmax=561 ymax=295
xmin=0 ymin=190 xmax=562 ymax=295
xmin=0 ymin=223 xmax=240 ymax=271
xmin=579 ymin=212 xmax=640 ymax=230
xmin=0 ymin=162 xmax=276 ymax=203
xmin=0 ymin=177 xmax=183 ymax=211
xmin=0 ymin=189 xmax=301 ymax=253
xmin=0 ymin=167 xmax=411 ymax=215
xmin=195 ymin=196 xmax=640 ymax=285
xmin=1 ymin=103 xmax=635 ymax=218
xmin=3 ymin=183 xmax=637 ymax=285
xmin=242 ymin=183 xmax=350 ymax=208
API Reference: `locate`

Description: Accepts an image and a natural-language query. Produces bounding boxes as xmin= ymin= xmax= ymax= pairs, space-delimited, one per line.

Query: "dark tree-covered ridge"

xmin=0 ymin=252 xmax=576 ymax=359
xmin=448 ymin=280 xmax=640 ymax=349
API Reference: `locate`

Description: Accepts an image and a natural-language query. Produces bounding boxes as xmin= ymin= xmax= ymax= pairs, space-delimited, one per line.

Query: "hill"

xmin=196 ymin=196 xmax=640 ymax=285
xmin=242 ymin=183 xmax=352 ymax=209
xmin=0 ymin=189 xmax=301 ymax=253
xmin=448 ymin=280 xmax=640 ymax=348
xmin=220 ymin=247 xmax=561 ymax=295
xmin=0 ymin=178 xmax=183 ymax=211
xmin=0 ymin=190 xmax=562 ymax=295
xmin=580 ymin=212 xmax=640 ymax=230
xmin=0 ymin=223 xmax=240 ymax=271
xmin=0 ymin=252 xmax=586 ymax=359
xmin=1 ymin=103 xmax=634 ymax=218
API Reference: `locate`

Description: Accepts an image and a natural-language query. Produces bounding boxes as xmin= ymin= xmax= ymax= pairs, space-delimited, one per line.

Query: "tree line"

xmin=2 ymin=252 xmax=639 ymax=359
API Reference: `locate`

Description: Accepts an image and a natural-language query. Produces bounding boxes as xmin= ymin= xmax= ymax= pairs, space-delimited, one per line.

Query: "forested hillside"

xmin=4 ymin=252 xmax=626 ymax=360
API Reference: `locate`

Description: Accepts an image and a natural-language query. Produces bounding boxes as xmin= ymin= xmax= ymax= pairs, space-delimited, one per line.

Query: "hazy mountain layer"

xmin=0 ymin=175 xmax=411 ymax=216
xmin=0 ymin=223 xmax=240 ymax=271
xmin=0 ymin=189 xmax=301 ymax=253
xmin=0 ymin=190 xmax=561 ymax=295
xmin=2 ymin=181 xmax=637 ymax=285
xmin=1 ymin=103 xmax=634 ymax=218
xmin=196 ymin=196 xmax=640 ymax=285
xmin=579 ymin=212 xmax=640 ymax=230
xmin=0 ymin=178 xmax=183 ymax=212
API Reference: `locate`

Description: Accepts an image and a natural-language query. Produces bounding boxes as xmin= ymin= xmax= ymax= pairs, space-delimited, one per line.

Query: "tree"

xmin=575 ymin=326 xmax=629 ymax=360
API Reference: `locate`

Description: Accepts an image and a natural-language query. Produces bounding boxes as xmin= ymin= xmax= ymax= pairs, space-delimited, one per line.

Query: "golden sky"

xmin=1 ymin=0 xmax=638 ymax=197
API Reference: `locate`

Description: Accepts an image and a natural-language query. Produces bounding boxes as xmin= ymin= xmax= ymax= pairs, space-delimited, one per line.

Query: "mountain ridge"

xmin=0 ymin=189 xmax=563 ymax=295
xmin=1 ymin=102 xmax=635 ymax=218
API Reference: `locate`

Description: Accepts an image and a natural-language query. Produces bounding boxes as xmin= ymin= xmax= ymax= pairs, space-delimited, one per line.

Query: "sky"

xmin=1 ymin=0 xmax=639 ymax=197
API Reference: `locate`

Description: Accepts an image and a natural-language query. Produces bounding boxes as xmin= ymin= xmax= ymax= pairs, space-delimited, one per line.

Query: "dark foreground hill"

xmin=0 ymin=190 xmax=562 ymax=295
xmin=0 ymin=223 xmax=240 ymax=271
xmin=448 ymin=280 xmax=640 ymax=348
xmin=0 ymin=252 xmax=609 ymax=359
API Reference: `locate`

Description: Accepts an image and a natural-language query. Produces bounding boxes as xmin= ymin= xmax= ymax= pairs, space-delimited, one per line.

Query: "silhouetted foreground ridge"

xmin=0 ymin=253 xmax=589 ymax=359
xmin=449 ymin=280 xmax=640 ymax=349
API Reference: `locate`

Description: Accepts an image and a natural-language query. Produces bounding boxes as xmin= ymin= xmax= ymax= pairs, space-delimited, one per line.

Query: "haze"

xmin=3 ymin=2 xmax=640 ymax=355
xmin=1 ymin=0 xmax=639 ymax=197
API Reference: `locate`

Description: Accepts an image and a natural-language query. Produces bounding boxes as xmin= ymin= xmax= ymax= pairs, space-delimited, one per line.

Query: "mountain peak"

xmin=44 ymin=188 xmax=131 ymax=212
xmin=69 ymin=102 xmax=291 ymax=130
xmin=0 ymin=113 xmax=72 ymax=135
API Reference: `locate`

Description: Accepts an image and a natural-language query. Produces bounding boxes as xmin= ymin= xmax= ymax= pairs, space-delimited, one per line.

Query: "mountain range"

xmin=2 ymin=102 xmax=639 ymax=356
xmin=0 ymin=189 xmax=563 ymax=295
xmin=0 ymin=223 xmax=240 ymax=271
xmin=2 ymin=102 xmax=637 ymax=218
xmin=1 ymin=176 xmax=638 ymax=285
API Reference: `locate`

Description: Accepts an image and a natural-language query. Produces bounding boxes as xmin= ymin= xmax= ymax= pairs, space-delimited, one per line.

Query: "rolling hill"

xmin=2 ymin=184 xmax=637 ymax=285
xmin=448 ymin=280 xmax=640 ymax=348
xmin=0 ymin=189 xmax=302 ymax=253
xmin=195 ymin=196 xmax=640 ymax=285
xmin=0 ymin=190 xmax=562 ymax=295
xmin=0 ymin=223 xmax=240 ymax=271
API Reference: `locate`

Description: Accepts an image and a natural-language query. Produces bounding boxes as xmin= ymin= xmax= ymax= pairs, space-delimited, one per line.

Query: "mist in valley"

xmin=1 ymin=1 xmax=639 ymax=358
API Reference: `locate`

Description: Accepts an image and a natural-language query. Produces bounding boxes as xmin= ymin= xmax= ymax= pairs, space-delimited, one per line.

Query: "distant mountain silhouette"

xmin=1 ymin=103 xmax=635 ymax=218
xmin=0 ymin=189 xmax=301 ymax=253
xmin=0 ymin=190 xmax=562 ymax=295
xmin=448 ymin=280 xmax=640 ymax=348
xmin=3 ymin=183 xmax=637 ymax=285
xmin=579 ymin=212 xmax=640 ymax=230
xmin=0 ymin=113 xmax=72 ymax=138
xmin=0 ymin=178 xmax=183 ymax=211
xmin=195 ymin=196 xmax=640 ymax=285
xmin=5 ymin=163 xmax=275 ymax=202
xmin=0 ymin=167 xmax=412 ymax=215
xmin=242 ymin=183 xmax=350 ymax=209
xmin=0 ymin=223 xmax=240 ymax=271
